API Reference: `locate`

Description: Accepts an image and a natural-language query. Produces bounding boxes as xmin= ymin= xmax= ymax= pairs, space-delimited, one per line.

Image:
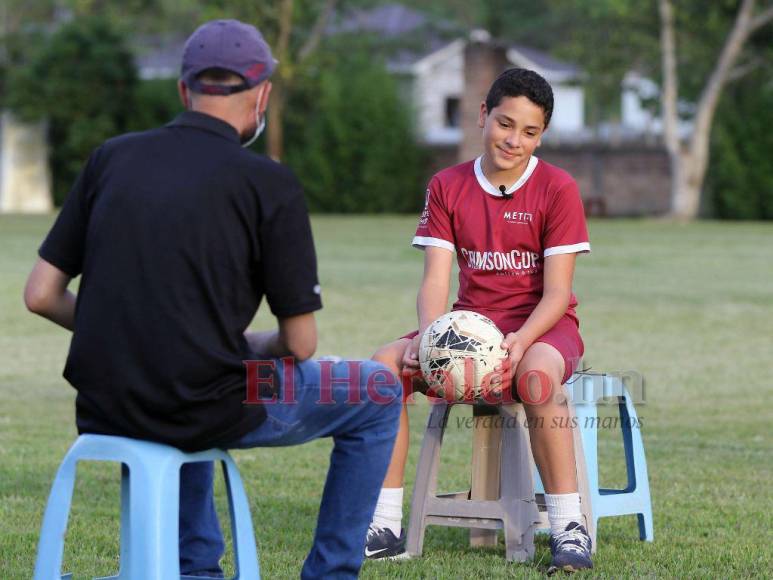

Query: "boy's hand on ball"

xmin=486 ymin=333 xmax=523 ymax=392
xmin=497 ymin=333 xmax=526 ymax=373
xmin=402 ymin=335 xmax=421 ymax=369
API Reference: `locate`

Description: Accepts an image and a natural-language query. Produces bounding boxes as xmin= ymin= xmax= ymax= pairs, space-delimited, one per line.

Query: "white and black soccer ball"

xmin=419 ymin=311 xmax=507 ymax=400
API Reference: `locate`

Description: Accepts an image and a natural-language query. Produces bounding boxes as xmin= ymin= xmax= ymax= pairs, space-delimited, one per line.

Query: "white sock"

xmin=372 ymin=487 xmax=403 ymax=536
xmin=545 ymin=492 xmax=583 ymax=535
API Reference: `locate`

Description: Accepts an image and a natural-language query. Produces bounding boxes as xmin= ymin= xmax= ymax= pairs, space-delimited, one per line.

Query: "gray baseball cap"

xmin=181 ymin=19 xmax=277 ymax=95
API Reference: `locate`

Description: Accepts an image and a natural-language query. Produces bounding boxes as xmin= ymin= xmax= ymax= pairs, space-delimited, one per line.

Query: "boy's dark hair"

xmin=485 ymin=68 xmax=554 ymax=128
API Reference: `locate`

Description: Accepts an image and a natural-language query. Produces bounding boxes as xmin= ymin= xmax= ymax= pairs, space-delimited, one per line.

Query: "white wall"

xmin=551 ymin=85 xmax=584 ymax=133
xmin=621 ymin=73 xmax=659 ymax=131
xmin=0 ymin=111 xmax=53 ymax=213
xmin=411 ymin=41 xmax=465 ymax=145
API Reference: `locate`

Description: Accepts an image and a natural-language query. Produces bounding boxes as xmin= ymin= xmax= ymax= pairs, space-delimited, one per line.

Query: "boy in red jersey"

xmin=364 ymin=68 xmax=593 ymax=573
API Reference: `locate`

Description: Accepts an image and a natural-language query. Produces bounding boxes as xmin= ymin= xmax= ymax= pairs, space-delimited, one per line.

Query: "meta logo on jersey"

xmin=503 ymin=211 xmax=533 ymax=225
xmin=460 ymin=247 xmax=541 ymax=272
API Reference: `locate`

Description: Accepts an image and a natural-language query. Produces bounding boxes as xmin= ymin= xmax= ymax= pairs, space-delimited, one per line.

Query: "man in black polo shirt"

xmin=25 ymin=19 xmax=401 ymax=579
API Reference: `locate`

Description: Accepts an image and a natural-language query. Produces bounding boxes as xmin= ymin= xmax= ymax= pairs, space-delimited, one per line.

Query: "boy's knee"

xmin=515 ymin=366 xmax=563 ymax=407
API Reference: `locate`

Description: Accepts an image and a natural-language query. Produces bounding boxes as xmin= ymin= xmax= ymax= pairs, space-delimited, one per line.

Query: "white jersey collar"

xmin=474 ymin=155 xmax=539 ymax=198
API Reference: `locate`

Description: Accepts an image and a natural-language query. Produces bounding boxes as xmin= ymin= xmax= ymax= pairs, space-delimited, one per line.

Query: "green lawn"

xmin=1 ymin=214 xmax=771 ymax=578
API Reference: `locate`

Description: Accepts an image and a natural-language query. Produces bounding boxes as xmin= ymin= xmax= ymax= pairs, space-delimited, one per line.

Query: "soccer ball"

xmin=419 ymin=310 xmax=507 ymax=400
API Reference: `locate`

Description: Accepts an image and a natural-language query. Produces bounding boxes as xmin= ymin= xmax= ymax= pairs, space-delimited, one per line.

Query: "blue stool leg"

xmin=117 ymin=463 xmax=133 ymax=578
xmin=617 ymin=398 xmax=638 ymax=493
xmin=638 ymin=512 xmax=654 ymax=542
xmin=94 ymin=464 xmax=134 ymax=580
xmin=221 ymin=456 xmax=260 ymax=580
xmin=33 ymin=453 xmax=78 ymax=580
xmin=124 ymin=455 xmax=181 ymax=580
xmin=623 ymin=392 xmax=654 ymax=542
xmin=573 ymin=380 xmax=600 ymax=549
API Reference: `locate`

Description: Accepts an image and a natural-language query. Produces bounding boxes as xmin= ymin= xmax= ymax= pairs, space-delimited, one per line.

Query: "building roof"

xmin=133 ymin=35 xmax=186 ymax=80
xmin=328 ymin=2 xmax=430 ymax=37
xmin=331 ymin=3 xmax=581 ymax=79
xmin=507 ymin=44 xmax=580 ymax=77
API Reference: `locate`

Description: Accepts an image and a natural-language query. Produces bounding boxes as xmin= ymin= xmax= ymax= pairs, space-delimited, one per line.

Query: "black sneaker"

xmin=548 ymin=521 xmax=593 ymax=575
xmin=364 ymin=524 xmax=407 ymax=560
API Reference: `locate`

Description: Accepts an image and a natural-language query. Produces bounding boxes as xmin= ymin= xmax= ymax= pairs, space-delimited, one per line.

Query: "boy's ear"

xmin=537 ymin=122 xmax=548 ymax=147
xmin=478 ymin=101 xmax=487 ymax=129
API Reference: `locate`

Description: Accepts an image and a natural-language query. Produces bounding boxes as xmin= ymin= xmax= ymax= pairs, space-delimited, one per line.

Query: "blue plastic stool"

xmin=33 ymin=434 xmax=260 ymax=580
xmin=534 ymin=371 xmax=654 ymax=546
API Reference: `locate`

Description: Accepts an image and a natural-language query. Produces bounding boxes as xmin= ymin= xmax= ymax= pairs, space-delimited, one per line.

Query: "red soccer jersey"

xmin=413 ymin=156 xmax=590 ymax=331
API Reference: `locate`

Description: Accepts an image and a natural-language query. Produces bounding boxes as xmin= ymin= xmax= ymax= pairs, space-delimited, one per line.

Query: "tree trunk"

xmin=266 ymin=80 xmax=284 ymax=161
xmin=266 ymin=0 xmax=293 ymax=161
xmin=658 ymin=0 xmax=687 ymax=218
xmin=264 ymin=0 xmax=336 ymax=161
xmin=669 ymin=151 xmax=703 ymax=219
xmin=661 ymin=0 xmax=772 ymax=220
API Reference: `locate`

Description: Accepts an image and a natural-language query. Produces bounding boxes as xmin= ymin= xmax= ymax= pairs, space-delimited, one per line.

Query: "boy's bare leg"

xmin=383 ymin=405 xmax=410 ymax=486
xmin=372 ymin=338 xmax=413 ymax=486
xmin=365 ymin=338 xmax=413 ymax=557
xmin=516 ymin=342 xmax=577 ymax=494
xmin=515 ymin=342 xmax=593 ymax=570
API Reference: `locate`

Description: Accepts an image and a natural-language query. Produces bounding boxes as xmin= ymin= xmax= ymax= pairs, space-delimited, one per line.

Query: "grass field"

xmin=1 ymin=214 xmax=771 ymax=578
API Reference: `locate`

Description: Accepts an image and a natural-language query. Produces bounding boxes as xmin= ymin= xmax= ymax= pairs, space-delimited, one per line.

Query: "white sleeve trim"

xmin=412 ymin=236 xmax=455 ymax=252
xmin=544 ymin=242 xmax=591 ymax=257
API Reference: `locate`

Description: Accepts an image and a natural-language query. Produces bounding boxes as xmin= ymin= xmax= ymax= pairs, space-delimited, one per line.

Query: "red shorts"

xmin=401 ymin=313 xmax=584 ymax=387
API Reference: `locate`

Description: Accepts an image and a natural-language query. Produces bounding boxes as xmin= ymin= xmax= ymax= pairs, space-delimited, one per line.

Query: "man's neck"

xmin=191 ymin=105 xmax=243 ymax=137
xmin=480 ymin=154 xmax=531 ymax=189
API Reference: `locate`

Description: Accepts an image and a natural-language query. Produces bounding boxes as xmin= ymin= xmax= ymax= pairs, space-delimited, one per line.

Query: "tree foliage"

xmin=283 ymin=52 xmax=427 ymax=213
xmin=6 ymin=16 xmax=137 ymax=204
xmin=4 ymin=1 xmax=771 ymax=217
xmin=707 ymin=74 xmax=773 ymax=219
xmin=4 ymin=8 xmax=428 ymax=213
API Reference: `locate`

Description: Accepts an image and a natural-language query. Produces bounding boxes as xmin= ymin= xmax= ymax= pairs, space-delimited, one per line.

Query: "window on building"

xmin=445 ymin=97 xmax=460 ymax=128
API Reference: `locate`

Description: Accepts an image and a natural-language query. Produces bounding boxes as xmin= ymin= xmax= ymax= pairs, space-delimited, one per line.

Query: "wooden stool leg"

xmin=500 ymin=404 xmax=538 ymax=561
xmin=406 ymin=402 xmax=452 ymax=557
xmin=469 ymin=405 xmax=502 ymax=548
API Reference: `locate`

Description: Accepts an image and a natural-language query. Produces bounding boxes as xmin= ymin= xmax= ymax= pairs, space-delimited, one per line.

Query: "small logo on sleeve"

xmin=419 ymin=188 xmax=431 ymax=226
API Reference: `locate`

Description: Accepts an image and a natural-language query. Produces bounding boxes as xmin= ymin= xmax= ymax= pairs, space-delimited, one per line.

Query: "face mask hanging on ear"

xmin=242 ymin=90 xmax=266 ymax=148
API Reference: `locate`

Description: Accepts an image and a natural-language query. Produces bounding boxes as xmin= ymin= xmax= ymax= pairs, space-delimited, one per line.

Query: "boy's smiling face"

xmin=478 ymin=95 xmax=546 ymax=175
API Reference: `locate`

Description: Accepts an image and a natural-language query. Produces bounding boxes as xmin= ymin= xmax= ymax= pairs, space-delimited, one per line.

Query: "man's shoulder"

xmin=97 ymin=126 xmax=302 ymax=199
xmin=97 ymin=128 xmax=155 ymax=154
xmin=232 ymin=151 xmax=302 ymax=192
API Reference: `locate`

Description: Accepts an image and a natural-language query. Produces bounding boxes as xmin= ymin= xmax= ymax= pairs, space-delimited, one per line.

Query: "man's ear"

xmin=478 ymin=101 xmax=487 ymax=129
xmin=177 ymin=80 xmax=190 ymax=109
xmin=258 ymin=81 xmax=272 ymax=115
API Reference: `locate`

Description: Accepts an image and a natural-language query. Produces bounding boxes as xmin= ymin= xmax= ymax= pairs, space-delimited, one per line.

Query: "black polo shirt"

xmin=39 ymin=111 xmax=322 ymax=451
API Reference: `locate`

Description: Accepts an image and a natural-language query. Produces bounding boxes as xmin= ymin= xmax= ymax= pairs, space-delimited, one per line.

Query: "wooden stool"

xmin=405 ymin=395 xmax=594 ymax=561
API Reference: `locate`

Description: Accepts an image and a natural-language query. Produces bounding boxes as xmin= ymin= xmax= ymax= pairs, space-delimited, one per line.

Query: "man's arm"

xmin=24 ymin=258 xmax=76 ymax=331
xmin=244 ymin=312 xmax=317 ymax=361
xmin=403 ymin=246 xmax=454 ymax=368
xmin=498 ymin=253 xmax=577 ymax=372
